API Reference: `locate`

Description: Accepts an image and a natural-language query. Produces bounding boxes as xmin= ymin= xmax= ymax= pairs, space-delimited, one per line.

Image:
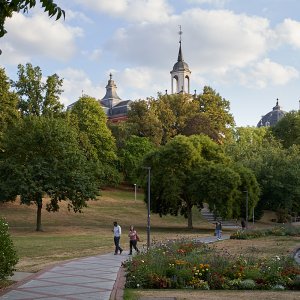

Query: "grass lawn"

xmin=0 ymin=187 xmax=216 ymax=272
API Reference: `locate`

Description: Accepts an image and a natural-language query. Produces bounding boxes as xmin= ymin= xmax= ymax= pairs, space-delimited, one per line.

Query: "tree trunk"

xmin=187 ymin=204 xmax=193 ymax=229
xmin=36 ymin=196 xmax=43 ymax=232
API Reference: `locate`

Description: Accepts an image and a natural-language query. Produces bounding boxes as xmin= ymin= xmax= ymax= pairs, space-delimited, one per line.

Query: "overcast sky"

xmin=1 ymin=0 xmax=300 ymax=126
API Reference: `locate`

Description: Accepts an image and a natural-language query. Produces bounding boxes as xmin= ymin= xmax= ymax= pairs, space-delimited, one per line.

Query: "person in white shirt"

xmin=113 ymin=221 xmax=123 ymax=255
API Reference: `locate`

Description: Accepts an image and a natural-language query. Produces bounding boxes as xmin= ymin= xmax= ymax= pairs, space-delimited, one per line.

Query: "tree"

xmin=225 ymin=126 xmax=300 ymax=218
xmin=142 ymin=135 xmax=239 ymax=228
xmin=11 ymin=63 xmax=64 ymax=117
xmin=128 ymin=99 xmax=163 ymax=146
xmin=195 ymin=86 xmax=235 ymax=142
xmin=0 ymin=116 xmax=99 ymax=231
xmin=128 ymin=89 xmax=235 ymax=145
xmin=0 ymin=0 xmax=65 ymax=38
xmin=0 ymin=67 xmax=19 ymax=140
xmin=69 ymin=95 xmax=120 ymax=185
xmin=119 ymin=135 xmax=155 ymax=184
xmin=271 ymin=110 xmax=300 ymax=148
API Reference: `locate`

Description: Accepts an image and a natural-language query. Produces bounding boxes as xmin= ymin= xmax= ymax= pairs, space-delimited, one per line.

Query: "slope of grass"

xmin=0 ymin=188 xmax=214 ymax=272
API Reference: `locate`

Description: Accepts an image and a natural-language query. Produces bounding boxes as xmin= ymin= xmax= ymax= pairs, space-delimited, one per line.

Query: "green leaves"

xmin=0 ymin=1 xmax=65 ymax=39
xmin=0 ymin=116 xmax=100 ymax=230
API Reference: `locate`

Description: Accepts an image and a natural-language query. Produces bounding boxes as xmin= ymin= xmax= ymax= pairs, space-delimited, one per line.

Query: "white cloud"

xmin=81 ymin=48 xmax=102 ymax=61
xmin=187 ymin=0 xmax=229 ymax=7
xmin=276 ymin=18 xmax=300 ymax=49
xmin=233 ymin=59 xmax=299 ymax=88
xmin=65 ymin=9 xmax=93 ymax=24
xmin=107 ymin=8 xmax=274 ymax=74
xmin=58 ymin=68 xmax=104 ymax=106
xmin=2 ymin=12 xmax=83 ymax=64
xmin=75 ymin=0 xmax=173 ymax=23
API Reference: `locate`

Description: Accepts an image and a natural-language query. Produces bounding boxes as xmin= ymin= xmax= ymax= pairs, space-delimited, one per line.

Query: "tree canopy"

xmin=68 ymin=95 xmax=120 ymax=185
xmin=225 ymin=126 xmax=300 ymax=218
xmin=271 ymin=110 xmax=300 ymax=148
xmin=141 ymin=135 xmax=256 ymax=228
xmin=127 ymin=88 xmax=235 ymax=145
xmin=119 ymin=135 xmax=155 ymax=185
xmin=0 ymin=116 xmax=99 ymax=231
xmin=0 ymin=67 xmax=19 ymax=141
xmin=11 ymin=63 xmax=64 ymax=117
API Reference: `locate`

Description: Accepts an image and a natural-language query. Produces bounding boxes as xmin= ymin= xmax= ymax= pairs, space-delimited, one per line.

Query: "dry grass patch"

xmin=129 ymin=289 xmax=300 ymax=300
xmin=211 ymin=235 xmax=300 ymax=258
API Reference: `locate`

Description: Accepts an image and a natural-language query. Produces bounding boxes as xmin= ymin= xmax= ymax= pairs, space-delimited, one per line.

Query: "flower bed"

xmin=123 ymin=240 xmax=300 ymax=290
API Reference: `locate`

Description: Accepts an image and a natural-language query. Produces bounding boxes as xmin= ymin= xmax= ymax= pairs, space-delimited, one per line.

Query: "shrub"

xmin=230 ymin=224 xmax=300 ymax=240
xmin=239 ymin=279 xmax=256 ymax=289
xmin=0 ymin=218 xmax=19 ymax=280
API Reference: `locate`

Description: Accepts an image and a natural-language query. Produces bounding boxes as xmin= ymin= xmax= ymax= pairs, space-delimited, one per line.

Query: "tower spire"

xmin=178 ymin=25 xmax=183 ymax=62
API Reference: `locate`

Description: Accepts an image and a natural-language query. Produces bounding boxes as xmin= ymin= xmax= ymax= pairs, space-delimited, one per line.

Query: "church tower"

xmin=170 ymin=26 xmax=191 ymax=94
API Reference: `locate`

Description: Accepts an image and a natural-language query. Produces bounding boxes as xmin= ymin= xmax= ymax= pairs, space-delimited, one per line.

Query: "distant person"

xmin=113 ymin=221 xmax=123 ymax=255
xmin=128 ymin=225 xmax=140 ymax=255
xmin=215 ymin=221 xmax=222 ymax=240
xmin=241 ymin=219 xmax=246 ymax=230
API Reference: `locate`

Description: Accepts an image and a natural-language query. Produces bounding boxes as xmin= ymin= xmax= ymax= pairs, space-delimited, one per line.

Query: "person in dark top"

xmin=215 ymin=221 xmax=222 ymax=240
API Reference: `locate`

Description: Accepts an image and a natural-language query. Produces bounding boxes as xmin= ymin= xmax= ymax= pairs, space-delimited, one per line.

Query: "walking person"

xmin=113 ymin=221 xmax=123 ymax=255
xmin=215 ymin=221 xmax=222 ymax=240
xmin=128 ymin=225 xmax=140 ymax=255
xmin=241 ymin=218 xmax=246 ymax=230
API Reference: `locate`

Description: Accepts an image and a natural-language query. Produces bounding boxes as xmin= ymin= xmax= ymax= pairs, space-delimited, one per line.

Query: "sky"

xmin=1 ymin=0 xmax=300 ymax=127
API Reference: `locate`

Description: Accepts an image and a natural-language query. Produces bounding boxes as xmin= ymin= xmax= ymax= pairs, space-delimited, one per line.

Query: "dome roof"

xmin=172 ymin=60 xmax=190 ymax=72
xmin=171 ymin=41 xmax=190 ymax=72
xmin=257 ymin=99 xmax=286 ymax=127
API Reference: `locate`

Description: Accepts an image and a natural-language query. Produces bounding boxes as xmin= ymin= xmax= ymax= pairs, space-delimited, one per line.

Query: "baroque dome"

xmin=257 ymin=99 xmax=286 ymax=127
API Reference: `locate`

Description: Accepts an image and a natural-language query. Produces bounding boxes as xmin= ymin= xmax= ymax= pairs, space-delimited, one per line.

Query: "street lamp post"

xmin=145 ymin=167 xmax=151 ymax=250
xmin=134 ymin=183 xmax=136 ymax=201
xmin=244 ymin=189 xmax=249 ymax=229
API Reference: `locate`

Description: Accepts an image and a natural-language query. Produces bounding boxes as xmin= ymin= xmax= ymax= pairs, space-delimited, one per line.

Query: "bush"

xmin=230 ymin=224 xmax=300 ymax=240
xmin=0 ymin=218 xmax=19 ymax=280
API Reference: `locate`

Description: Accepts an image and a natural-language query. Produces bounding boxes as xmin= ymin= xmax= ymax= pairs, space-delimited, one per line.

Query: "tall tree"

xmin=0 ymin=0 xmax=64 ymax=38
xmin=225 ymin=126 xmax=300 ymax=218
xmin=0 ymin=67 xmax=19 ymax=139
xmin=11 ymin=63 xmax=64 ymax=117
xmin=142 ymin=135 xmax=240 ymax=228
xmin=69 ymin=95 xmax=120 ymax=185
xmin=0 ymin=116 xmax=99 ymax=231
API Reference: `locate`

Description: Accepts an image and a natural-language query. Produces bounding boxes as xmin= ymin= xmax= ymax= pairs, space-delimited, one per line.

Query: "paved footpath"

xmin=0 ymin=235 xmax=230 ymax=300
xmin=0 ymin=253 xmax=127 ymax=300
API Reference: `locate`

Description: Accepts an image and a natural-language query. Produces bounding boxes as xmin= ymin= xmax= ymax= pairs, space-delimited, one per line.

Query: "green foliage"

xmin=0 ymin=0 xmax=65 ymax=38
xmin=142 ymin=134 xmax=257 ymax=227
xmin=11 ymin=63 xmax=64 ymax=117
xmin=0 ymin=218 xmax=18 ymax=280
xmin=118 ymin=135 xmax=155 ymax=184
xmin=0 ymin=68 xmax=19 ymax=140
xmin=272 ymin=110 xmax=300 ymax=148
xmin=124 ymin=239 xmax=300 ymax=290
xmin=128 ymin=89 xmax=235 ymax=145
xmin=230 ymin=224 xmax=300 ymax=239
xmin=195 ymin=86 xmax=235 ymax=142
xmin=69 ymin=95 xmax=120 ymax=185
xmin=0 ymin=116 xmax=99 ymax=231
xmin=225 ymin=126 xmax=300 ymax=217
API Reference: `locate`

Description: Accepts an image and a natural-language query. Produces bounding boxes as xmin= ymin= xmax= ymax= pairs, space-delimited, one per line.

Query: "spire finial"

xmin=276 ymin=98 xmax=279 ymax=106
xmin=109 ymin=73 xmax=112 ymax=80
xmin=178 ymin=25 xmax=182 ymax=44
